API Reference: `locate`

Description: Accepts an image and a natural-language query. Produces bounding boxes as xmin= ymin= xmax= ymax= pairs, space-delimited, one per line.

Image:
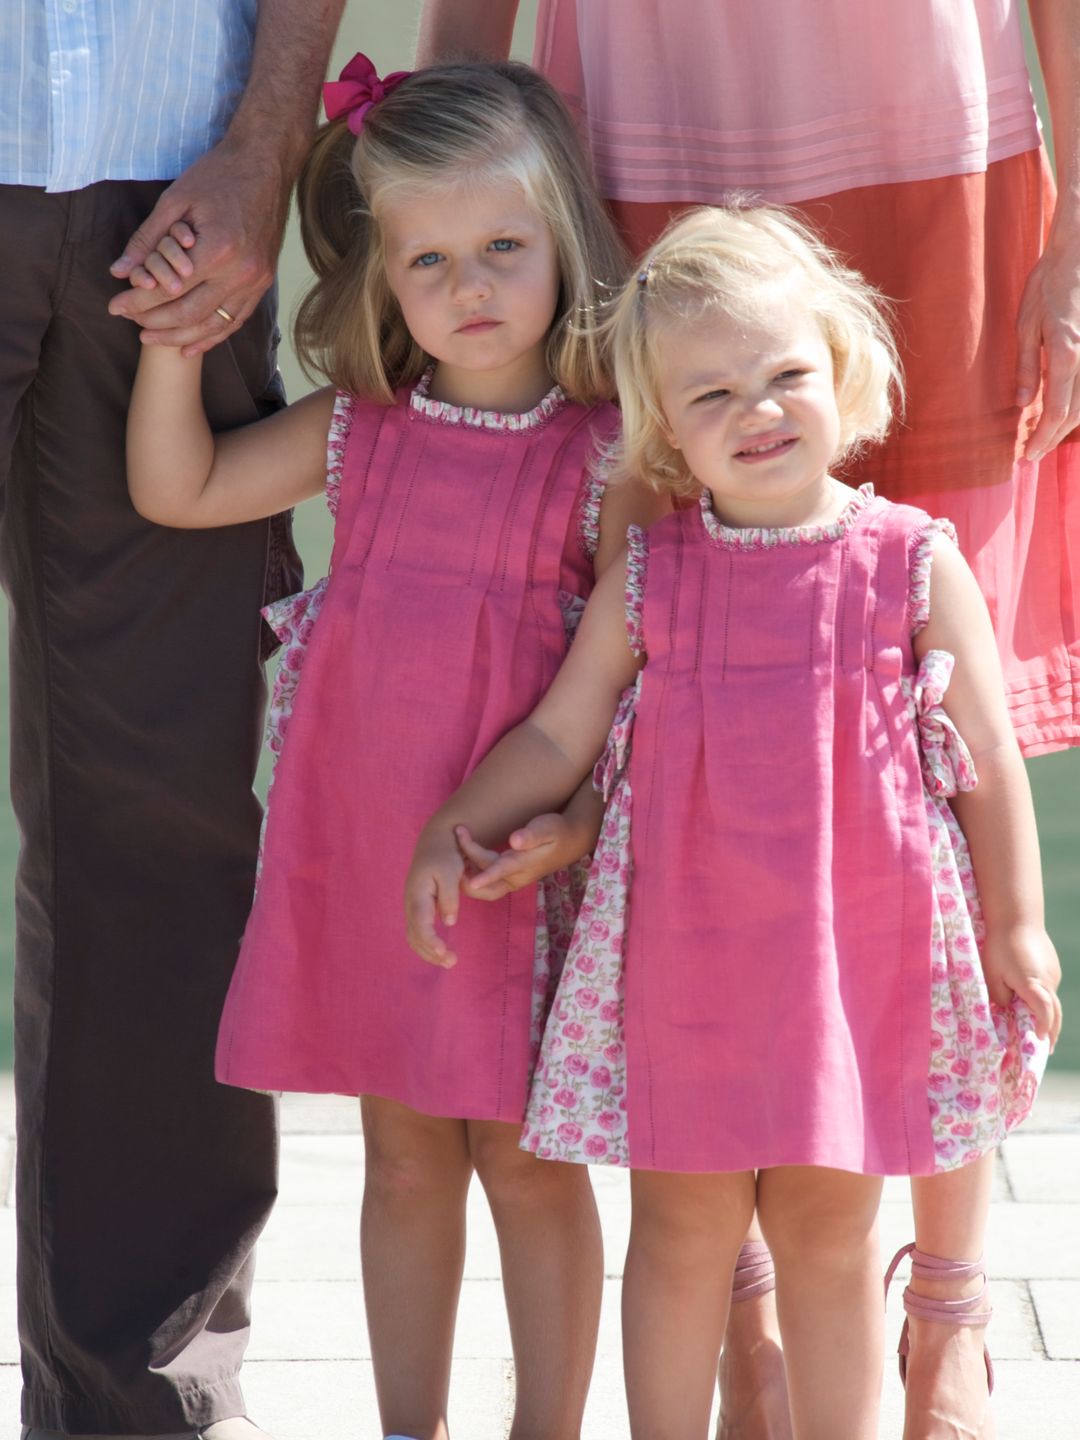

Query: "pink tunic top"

xmin=521 ymin=494 xmax=1045 ymax=1173
xmin=216 ymin=380 xmax=617 ymax=1121
xmin=526 ymin=488 xmax=1040 ymax=1175
xmin=534 ymin=0 xmax=1039 ymax=203
xmin=622 ymin=491 xmax=939 ymax=1172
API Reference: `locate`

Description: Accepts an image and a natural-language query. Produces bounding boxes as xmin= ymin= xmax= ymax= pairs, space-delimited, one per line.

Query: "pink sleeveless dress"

xmin=533 ymin=1 xmax=1079 ymax=755
xmin=523 ymin=488 xmax=1045 ymax=1175
xmin=216 ymin=376 xmax=616 ymax=1121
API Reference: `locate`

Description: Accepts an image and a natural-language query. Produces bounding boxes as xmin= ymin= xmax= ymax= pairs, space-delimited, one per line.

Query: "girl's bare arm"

xmin=917 ymin=535 xmax=1062 ymax=1046
xmin=405 ymin=552 xmax=641 ymax=965
xmin=127 ymin=346 xmax=335 ymax=527
xmin=461 ymin=477 xmax=668 ymax=897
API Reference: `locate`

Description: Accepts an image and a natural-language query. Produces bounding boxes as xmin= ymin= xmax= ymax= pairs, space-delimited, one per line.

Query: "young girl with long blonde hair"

xmin=126 ymin=55 xmax=666 ymax=1440
xmin=406 ymin=204 xmax=1058 ymax=1440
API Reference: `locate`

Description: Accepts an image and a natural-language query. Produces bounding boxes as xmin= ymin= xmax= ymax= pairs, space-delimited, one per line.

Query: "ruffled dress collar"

xmin=699 ymin=481 xmax=877 ymax=550
xmin=409 ymin=367 xmax=567 ymax=433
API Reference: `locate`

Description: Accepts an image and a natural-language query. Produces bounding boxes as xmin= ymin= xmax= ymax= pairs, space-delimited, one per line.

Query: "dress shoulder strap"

xmin=325 ymin=390 xmax=356 ymax=520
xmin=326 ymin=389 xmax=411 ymax=526
xmin=574 ymin=403 xmax=622 ymax=560
xmin=625 ymin=524 xmax=650 ymax=657
xmin=907 ymin=516 xmax=960 ymax=635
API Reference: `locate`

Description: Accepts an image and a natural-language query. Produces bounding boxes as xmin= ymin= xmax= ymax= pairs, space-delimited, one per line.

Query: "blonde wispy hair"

xmin=607 ymin=203 xmax=903 ymax=497
xmin=295 ymin=61 xmax=625 ymax=405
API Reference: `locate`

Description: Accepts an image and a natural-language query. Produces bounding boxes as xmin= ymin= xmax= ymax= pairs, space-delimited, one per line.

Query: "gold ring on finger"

xmin=215 ymin=305 xmax=235 ymax=324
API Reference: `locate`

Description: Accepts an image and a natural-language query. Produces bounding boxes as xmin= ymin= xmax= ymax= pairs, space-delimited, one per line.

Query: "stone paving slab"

xmin=242 ymin=1358 xmax=515 ymax=1440
xmin=1028 ymin=1280 xmax=1080 ymax=1360
xmin=246 ymin=1277 xmax=628 ymax=1364
xmin=243 ymin=1271 xmax=1045 ymax=1369
xmin=1002 ymin=1133 xmax=1080 ymax=1202
xmin=1 ymin=1075 xmax=1079 ymax=1436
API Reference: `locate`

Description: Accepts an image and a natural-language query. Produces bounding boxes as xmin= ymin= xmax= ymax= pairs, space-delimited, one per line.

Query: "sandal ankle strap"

xmin=884 ymin=1242 xmax=995 ymax=1395
xmin=731 ymin=1239 xmax=776 ymax=1302
xmin=884 ymin=1243 xmax=993 ymax=1326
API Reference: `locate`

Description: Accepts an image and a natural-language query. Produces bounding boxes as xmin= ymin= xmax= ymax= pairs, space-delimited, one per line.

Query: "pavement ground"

xmin=0 ymin=1072 xmax=1077 ymax=1437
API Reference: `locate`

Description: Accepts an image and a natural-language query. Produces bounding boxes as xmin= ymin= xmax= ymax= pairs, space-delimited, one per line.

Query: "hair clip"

xmin=323 ymin=52 xmax=412 ymax=136
xmin=637 ymin=263 xmax=652 ymax=288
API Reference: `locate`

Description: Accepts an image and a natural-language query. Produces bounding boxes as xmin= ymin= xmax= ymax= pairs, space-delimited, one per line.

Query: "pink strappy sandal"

xmin=732 ymin=1239 xmax=776 ymax=1302
xmin=884 ymin=1242 xmax=994 ymax=1391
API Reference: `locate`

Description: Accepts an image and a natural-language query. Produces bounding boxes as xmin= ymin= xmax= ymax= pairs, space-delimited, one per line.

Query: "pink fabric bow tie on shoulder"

xmin=323 ymin=51 xmax=411 ymax=135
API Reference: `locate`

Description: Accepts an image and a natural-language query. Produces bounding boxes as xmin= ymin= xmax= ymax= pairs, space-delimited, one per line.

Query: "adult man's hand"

xmin=106 ymin=0 xmax=344 ymax=354
xmin=107 ymin=136 xmax=290 ymax=356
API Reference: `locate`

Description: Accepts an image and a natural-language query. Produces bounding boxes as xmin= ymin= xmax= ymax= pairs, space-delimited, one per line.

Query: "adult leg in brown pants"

xmin=1 ymin=180 xmax=298 ymax=1436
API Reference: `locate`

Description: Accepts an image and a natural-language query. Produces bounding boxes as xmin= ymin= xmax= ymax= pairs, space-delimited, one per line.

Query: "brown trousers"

xmin=0 ymin=181 xmax=299 ymax=1434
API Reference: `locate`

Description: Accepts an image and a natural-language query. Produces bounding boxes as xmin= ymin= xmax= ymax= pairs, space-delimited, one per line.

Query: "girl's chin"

xmin=702 ymin=475 xmax=836 ymax=526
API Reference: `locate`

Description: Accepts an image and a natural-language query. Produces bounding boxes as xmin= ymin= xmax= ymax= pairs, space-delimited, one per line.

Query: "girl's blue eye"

xmin=696 ymin=389 xmax=729 ymax=403
xmin=776 ymin=369 xmax=804 ymax=382
xmin=413 ymin=252 xmax=442 ymax=268
xmin=489 ymin=238 xmax=518 ymax=252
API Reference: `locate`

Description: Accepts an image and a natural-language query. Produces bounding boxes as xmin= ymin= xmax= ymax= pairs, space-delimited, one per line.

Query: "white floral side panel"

xmin=253 ymin=391 xmax=353 ymax=880
xmin=905 ymin=649 xmax=1048 ymax=1170
xmin=262 ymin=580 xmax=331 ymax=768
xmin=522 ymin=680 xmax=638 ymax=1165
xmin=527 ymin=588 xmax=594 ymax=1072
xmin=522 ymin=528 xmax=647 ymax=1164
xmin=261 ymin=387 xmax=352 ymax=778
xmin=254 ymin=579 xmax=329 ymax=883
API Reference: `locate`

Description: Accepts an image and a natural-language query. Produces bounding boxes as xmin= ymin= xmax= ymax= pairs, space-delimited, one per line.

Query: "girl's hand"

xmin=404 ymin=831 xmax=466 ymax=968
xmin=109 ymin=134 xmax=288 ymax=354
xmin=981 ymin=925 xmax=1064 ymax=1051
xmin=456 ymin=813 xmax=591 ymax=900
xmin=124 ymin=222 xmax=197 ymax=297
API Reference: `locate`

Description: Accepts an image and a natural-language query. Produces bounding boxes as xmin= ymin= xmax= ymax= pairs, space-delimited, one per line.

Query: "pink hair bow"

xmin=323 ymin=52 xmax=411 ymax=135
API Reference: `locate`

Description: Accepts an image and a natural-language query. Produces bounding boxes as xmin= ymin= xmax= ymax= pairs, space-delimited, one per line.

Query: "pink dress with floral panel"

xmin=522 ymin=488 xmax=1047 ymax=1172
xmin=218 ymin=376 xmax=618 ymax=1118
xmin=259 ymin=393 xmax=609 ymax=1057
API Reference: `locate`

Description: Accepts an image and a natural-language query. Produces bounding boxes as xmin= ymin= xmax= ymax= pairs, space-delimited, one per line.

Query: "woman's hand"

xmin=1015 ymin=227 xmax=1080 ymax=462
xmin=404 ymin=829 xmax=466 ymax=968
xmin=980 ymin=924 xmax=1063 ymax=1051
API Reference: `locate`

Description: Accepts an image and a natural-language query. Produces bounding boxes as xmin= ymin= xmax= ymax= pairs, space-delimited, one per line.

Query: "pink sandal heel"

xmin=884 ymin=1242 xmax=994 ymax=1392
xmin=731 ymin=1239 xmax=776 ymax=1302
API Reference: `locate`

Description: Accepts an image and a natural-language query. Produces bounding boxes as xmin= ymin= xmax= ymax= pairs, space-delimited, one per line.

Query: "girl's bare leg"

xmin=904 ymin=1155 xmax=996 ymax=1440
xmin=624 ymin=1169 xmax=757 ymax=1440
xmin=360 ymin=1096 xmax=473 ymax=1440
xmin=468 ymin=1120 xmax=603 ymax=1440
xmin=757 ymin=1167 xmax=884 ymax=1440
xmin=717 ymin=1216 xmax=794 ymax=1440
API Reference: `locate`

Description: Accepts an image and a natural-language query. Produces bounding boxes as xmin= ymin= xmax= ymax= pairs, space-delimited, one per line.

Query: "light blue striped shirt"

xmin=1 ymin=1 xmax=258 ymax=192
